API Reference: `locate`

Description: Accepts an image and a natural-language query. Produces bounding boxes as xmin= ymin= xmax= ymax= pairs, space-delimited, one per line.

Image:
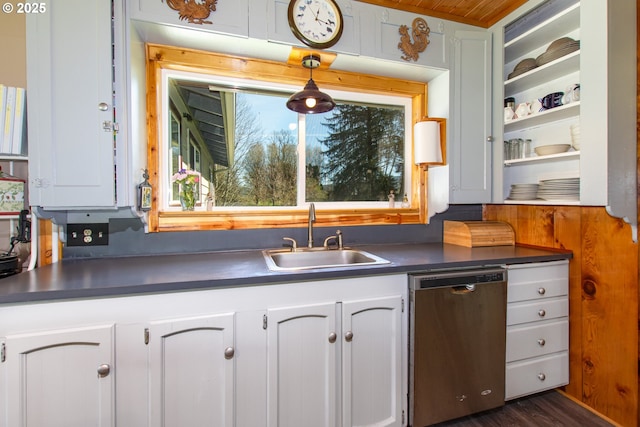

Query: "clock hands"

xmin=312 ymin=8 xmax=335 ymax=28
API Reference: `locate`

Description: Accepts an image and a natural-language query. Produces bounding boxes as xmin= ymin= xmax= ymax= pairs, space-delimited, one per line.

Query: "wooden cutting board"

xmin=443 ymin=220 xmax=515 ymax=247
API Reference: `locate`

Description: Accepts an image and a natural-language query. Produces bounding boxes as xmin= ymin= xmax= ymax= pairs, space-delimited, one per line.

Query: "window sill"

xmin=154 ymin=208 xmax=424 ymax=232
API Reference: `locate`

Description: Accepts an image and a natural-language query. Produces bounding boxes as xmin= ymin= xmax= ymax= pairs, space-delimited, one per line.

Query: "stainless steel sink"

xmin=263 ymin=248 xmax=390 ymax=271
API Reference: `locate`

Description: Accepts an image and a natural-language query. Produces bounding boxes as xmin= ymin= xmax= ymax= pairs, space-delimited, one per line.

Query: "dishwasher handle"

xmin=451 ymin=284 xmax=476 ymax=294
xmin=410 ymin=268 xmax=506 ymax=290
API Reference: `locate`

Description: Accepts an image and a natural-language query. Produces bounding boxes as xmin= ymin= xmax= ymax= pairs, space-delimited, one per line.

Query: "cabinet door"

xmin=450 ymin=30 xmax=492 ymax=203
xmin=2 ymin=324 xmax=114 ymax=427
xmin=26 ymin=0 xmax=116 ymax=208
xmin=131 ymin=0 xmax=249 ymax=38
xmin=267 ymin=302 xmax=337 ymax=427
xmin=342 ymin=295 xmax=403 ymax=427
xmin=148 ymin=312 xmax=235 ymax=427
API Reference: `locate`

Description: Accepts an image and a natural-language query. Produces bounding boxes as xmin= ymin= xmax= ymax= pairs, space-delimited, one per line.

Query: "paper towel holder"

xmin=413 ymin=117 xmax=446 ymax=167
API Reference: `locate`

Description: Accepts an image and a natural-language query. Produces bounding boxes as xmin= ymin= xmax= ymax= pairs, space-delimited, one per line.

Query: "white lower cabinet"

xmin=342 ymin=296 xmax=403 ymax=427
xmin=267 ymin=295 xmax=404 ymax=427
xmin=147 ymin=313 xmax=236 ymax=426
xmin=0 ymin=324 xmax=115 ymax=427
xmin=505 ymin=260 xmax=569 ymax=400
xmin=0 ymin=274 xmax=407 ymax=427
xmin=267 ymin=302 xmax=338 ymax=427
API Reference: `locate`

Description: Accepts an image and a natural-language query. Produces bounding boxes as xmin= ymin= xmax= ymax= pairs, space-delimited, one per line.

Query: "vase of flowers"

xmin=172 ymin=169 xmax=199 ymax=211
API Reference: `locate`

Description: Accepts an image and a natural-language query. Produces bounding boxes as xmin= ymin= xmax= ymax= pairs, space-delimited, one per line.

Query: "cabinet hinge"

xmin=402 ymin=298 xmax=405 ymax=313
xmin=1 ymin=342 xmax=5 ymax=362
xmin=144 ymin=328 xmax=150 ymax=345
xmin=263 ymin=314 xmax=268 ymax=330
xmin=402 ymin=409 xmax=405 ymax=424
xmin=102 ymin=121 xmax=119 ymax=133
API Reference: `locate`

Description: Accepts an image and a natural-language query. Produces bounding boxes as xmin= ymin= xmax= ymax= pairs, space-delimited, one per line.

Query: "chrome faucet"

xmin=307 ymin=203 xmax=316 ymax=248
xmin=323 ymin=230 xmax=344 ymax=250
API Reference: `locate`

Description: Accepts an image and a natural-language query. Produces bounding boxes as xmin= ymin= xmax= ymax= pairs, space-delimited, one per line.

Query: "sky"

xmin=241 ymin=92 xmax=331 ymax=150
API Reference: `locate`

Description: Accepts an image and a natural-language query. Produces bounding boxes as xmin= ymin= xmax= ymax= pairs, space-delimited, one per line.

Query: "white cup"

xmin=504 ymin=106 xmax=514 ymax=122
xmin=515 ymin=103 xmax=530 ymax=118
xmin=563 ymin=84 xmax=580 ymax=104
xmin=530 ymin=99 xmax=543 ymax=114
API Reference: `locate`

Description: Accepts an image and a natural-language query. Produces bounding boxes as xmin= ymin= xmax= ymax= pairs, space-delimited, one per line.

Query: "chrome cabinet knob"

xmin=98 ymin=102 xmax=109 ymax=111
xmin=538 ymin=287 xmax=546 ymax=295
xmin=224 ymin=347 xmax=235 ymax=360
xmin=538 ymin=373 xmax=546 ymax=381
xmin=344 ymin=331 xmax=353 ymax=342
xmin=537 ymin=338 xmax=546 ymax=346
xmin=328 ymin=332 xmax=337 ymax=343
xmin=538 ymin=309 xmax=546 ymax=317
xmin=97 ymin=364 xmax=110 ymax=378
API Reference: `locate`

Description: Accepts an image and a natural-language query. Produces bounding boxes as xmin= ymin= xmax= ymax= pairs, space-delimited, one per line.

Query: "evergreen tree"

xmin=319 ymin=104 xmax=404 ymax=201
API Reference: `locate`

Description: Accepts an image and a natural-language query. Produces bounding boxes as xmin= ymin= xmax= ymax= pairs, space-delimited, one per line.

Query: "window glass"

xmin=305 ymin=103 xmax=405 ymax=203
xmin=170 ymin=111 xmax=181 ymax=202
xmin=165 ymin=75 xmax=409 ymax=210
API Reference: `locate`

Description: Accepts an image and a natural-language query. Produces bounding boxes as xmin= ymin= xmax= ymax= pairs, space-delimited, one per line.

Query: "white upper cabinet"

xmin=27 ymin=0 xmax=119 ymax=209
xmin=492 ymin=0 xmax=636 ymax=238
xmin=26 ymin=0 xmax=135 ymax=212
xmin=358 ymin=7 xmax=447 ymax=69
xmin=449 ymin=30 xmax=493 ymax=203
xmin=266 ymin=0 xmax=359 ymax=55
xmin=130 ymin=0 xmax=250 ymax=38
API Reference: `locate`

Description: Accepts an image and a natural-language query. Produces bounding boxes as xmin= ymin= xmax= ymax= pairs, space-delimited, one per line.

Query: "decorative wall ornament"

xmin=398 ymin=17 xmax=430 ymax=62
xmin=137 ymin=169 xmax=152 ymax=212
xmin=163 ymin=0 xmax=218 ymax=25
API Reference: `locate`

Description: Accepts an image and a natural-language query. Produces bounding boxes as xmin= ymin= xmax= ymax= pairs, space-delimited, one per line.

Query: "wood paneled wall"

xmin=483 ymin=206 xmax=638 ymax=426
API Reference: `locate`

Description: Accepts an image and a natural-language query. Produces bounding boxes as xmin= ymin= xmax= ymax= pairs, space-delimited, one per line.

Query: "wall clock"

xmin=288 ymin=0 xmax=344 ymax=49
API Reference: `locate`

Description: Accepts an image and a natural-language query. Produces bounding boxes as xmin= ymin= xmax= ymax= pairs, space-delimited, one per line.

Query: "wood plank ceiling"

xmin=355 ymin=0 xmax=529 ymax=28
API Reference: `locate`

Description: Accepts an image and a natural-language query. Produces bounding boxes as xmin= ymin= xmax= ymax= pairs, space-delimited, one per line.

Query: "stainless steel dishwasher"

xmin=409 ymin=267 xmax=507 ymax=426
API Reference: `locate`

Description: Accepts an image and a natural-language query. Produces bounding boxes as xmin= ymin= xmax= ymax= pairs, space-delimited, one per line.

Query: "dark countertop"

xmin=0 ymin=242 xmax=571 ymax=304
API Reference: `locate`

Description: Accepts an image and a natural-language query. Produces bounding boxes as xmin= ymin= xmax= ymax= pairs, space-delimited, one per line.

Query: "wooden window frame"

xmin=146 ymin=44 xmax=435 ymax=232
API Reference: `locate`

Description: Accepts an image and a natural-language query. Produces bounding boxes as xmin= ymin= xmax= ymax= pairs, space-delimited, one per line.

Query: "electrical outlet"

xmin=67 ymin=223 xmax=109 ymax=246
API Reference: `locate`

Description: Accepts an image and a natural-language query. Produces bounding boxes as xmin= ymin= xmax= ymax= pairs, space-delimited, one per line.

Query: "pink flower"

xmin=171 ymin=169 xmax=199 ymax=185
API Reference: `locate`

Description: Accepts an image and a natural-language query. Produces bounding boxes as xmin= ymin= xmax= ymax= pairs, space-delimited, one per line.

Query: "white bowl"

xmin=534 ymin=144 xmax=571 ymax=156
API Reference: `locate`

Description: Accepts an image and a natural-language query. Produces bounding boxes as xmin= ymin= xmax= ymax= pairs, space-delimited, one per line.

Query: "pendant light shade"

xmin=286 ymin=55 xmax=336 ymax=114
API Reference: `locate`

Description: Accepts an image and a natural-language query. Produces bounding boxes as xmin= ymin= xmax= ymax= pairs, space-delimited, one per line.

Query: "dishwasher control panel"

xmin=412 ymin=268 xmax=506 ymax=289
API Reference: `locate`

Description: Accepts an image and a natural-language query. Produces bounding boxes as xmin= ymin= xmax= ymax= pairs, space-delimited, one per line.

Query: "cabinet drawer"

xmin=506 ymin=352 xmax=569 ymax=400
xmin=506 ymin=319 xmax=568 ymax=362
xmin=507 ymin=297 xmax=568 ymax=326
xmin=507 ymin=261 xmax=568 ymax=286
xmin=508 ymin=277 xmax=568 ymax=303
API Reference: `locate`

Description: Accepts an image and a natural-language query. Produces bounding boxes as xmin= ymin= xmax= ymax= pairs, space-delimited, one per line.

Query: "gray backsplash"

xmin=62 ymin=205 xmax=482 ymax=258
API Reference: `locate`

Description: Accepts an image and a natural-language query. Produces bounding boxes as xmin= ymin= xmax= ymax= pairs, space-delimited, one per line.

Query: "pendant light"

xmin=286 ymin=55 xmax=336 ymax=114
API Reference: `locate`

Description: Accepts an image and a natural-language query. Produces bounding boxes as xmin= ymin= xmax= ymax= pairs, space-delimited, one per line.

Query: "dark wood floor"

xmin=429 ymin=390 xmax=617 ymax=427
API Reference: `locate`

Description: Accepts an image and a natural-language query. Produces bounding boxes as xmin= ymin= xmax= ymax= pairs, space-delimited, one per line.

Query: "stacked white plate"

xmin=536 ymin=178 xmax=580 ymax=201
xmin=507 ymin=183 xmax=539 ymax=200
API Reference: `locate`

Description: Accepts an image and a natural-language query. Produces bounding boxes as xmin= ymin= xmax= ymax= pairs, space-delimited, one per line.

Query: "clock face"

xmin=288 ymin=0 xmax=343 ymax=49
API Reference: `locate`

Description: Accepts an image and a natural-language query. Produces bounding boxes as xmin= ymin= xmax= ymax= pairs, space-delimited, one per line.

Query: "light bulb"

xmin=305 ymin=97 xmax=317 ymax=108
